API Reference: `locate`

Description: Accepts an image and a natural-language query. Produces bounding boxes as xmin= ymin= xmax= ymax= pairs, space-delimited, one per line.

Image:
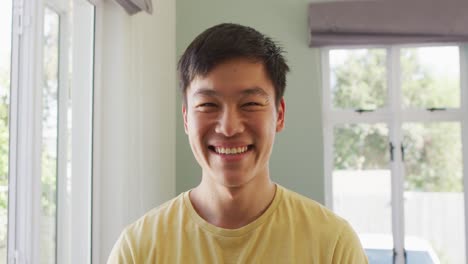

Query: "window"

xmin=322 ymin=45 xmax=467 ymax=264
xmin=5 ymin=0 xmax=95 ymax=262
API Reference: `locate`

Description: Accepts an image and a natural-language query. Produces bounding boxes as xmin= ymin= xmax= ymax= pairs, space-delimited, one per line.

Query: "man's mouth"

xmin=208 ymin=145 xmax=253 ymax=155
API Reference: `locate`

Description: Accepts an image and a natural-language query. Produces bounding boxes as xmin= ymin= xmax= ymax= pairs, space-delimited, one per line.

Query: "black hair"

xmin=177 ymin=23 xmax=290 ymax=105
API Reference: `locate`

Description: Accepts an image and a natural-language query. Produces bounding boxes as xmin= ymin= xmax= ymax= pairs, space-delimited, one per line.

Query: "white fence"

xmin=333 ymin=170 xmax=465 ymax=264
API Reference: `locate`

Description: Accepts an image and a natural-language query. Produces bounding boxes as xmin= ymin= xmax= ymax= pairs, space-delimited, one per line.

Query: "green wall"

xmin=175 ymin=0 xmax=325 ymax=203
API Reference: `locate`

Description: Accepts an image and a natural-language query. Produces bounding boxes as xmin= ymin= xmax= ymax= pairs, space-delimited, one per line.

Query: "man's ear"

xmin=276 ymin=98 xmax=285 ymax=132
xmin=182 ymin=104 xmax=188 ymax=134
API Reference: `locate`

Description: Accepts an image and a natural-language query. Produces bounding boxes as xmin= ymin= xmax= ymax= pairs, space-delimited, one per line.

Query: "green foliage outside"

xmin=332 ymin=49 xmax=387 ymax=110
xmin=403 ymin=123 xmax=462 ymax=192
xmin=0 ymin=7 xmax=59 ymax=252
xmin=0 ymin=64 xmax=58 ymax=249
xmin=41 ymin=7 xmax=59 ymax=218
xmin=334 ymin=124 xmax=389 ymax=170
xmin=0 ymin=74 xmax=9 ymax=188
xmin=400 ymin=49 xmax=459 ymax=109
xmin=0 ymin=69 xmax=9 ymax=248
xmin=332 ymin=48 xmax=463 ymax=192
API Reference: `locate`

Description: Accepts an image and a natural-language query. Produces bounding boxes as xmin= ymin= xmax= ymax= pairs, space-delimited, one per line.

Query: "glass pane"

xmin=333 ymin=123 xmax=392 ymax=261
xmin=0 ymin=1 xmax=11 ymax=262
xmin=330 ymin=49 xmax=387 ymax=110
xmin=403 ymin=122 xmax=465 ymax=264
xmin=41 ymin=7 xmax=59 ymax=264
xmin=401 ymin=46 xmax=460 ymax=109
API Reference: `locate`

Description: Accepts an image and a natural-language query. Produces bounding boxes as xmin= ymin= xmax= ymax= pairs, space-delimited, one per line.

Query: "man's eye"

xmin=198 ymin=103 xmax=217 ymax=107
xmin=243 ymin=102 xmax=262 ymax=107
xmin=197 ymin=103 xmax=218 ymax=109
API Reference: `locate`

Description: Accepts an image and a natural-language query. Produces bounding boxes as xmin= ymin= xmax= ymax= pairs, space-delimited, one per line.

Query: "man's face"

xmin=183 ymin=58 xmax=285 ymax=188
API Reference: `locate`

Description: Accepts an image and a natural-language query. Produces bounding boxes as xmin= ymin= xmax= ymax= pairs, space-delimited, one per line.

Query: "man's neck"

xmin=189 ymin=177 xmax=276 ymax=229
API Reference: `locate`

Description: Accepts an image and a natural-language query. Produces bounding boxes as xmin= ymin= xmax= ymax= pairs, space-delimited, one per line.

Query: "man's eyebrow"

xmin=193 ymin=88 xmax=219 ymax=97
xmin=241 ymin=87 xmax=270 ymax=98
xmin=192 ymin=87 xmax=270 ymax=99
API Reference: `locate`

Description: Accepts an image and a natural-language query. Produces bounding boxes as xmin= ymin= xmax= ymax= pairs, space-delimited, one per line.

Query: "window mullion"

xmin=328 ymin=111 xmax=391 ymax=125
xmin=400 ymin=109 xmax=464 ymax=122
xmin=7 ymin=0 xmax=22 ymax=261
xmin=460 ymin=44 xmax=468 ymax=264
xmin=321 ymin=48 xmax=334 ymax=209
xmin=388 ymin=46 xmax=406 ymax=264
xmin=56 ymin=9 xmax=70 ymax=264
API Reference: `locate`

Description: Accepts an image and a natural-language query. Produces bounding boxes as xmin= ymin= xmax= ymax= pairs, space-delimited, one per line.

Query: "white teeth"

xmin=214 ymin=146 xmax=249 ymax=155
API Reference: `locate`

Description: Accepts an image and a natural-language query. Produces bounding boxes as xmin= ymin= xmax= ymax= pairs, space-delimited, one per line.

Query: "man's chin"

xmin=215 ymin=173 xmax=255 ymax=189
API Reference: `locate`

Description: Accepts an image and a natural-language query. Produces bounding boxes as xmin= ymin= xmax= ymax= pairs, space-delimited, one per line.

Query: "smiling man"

xmin=108 ymin=23 xmax=368 ymax=264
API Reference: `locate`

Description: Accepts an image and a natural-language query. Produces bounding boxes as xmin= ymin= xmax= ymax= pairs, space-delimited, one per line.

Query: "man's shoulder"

xmin=107 ymin=193 xmax=189 ymax=262
xmin=280 ymin=185 xmax=330 ymax=212
xmin=279 ymin=185 xmax=349 ymax=227
xmin=124 ymin=192 xmax=187 ymax=236
xmin=275 ymin=186 xmax=367 ymax=262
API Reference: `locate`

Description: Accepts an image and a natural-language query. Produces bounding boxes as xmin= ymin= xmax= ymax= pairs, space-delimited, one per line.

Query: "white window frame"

xmin=91 ymin=2 xmax=103 ymax=263
xmin=8 ymin=0 xmax=95 ymax=263
xmin=321 ymin=43 xmax=468 ymax=264
xmin=9 ymin=0 xmax=44 ymax=262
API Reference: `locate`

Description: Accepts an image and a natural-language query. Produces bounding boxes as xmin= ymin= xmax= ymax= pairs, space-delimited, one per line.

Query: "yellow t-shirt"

xmin=107 ymin=185 xmax=368 ymax=264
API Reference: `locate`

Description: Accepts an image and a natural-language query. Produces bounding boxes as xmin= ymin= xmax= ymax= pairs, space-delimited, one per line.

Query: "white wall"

xmin=93 ymin=0 xmax=176 ymax=262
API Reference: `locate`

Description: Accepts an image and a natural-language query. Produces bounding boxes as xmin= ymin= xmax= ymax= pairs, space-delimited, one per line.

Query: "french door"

xmin=322 ymin=45 xmax=468 ymax=264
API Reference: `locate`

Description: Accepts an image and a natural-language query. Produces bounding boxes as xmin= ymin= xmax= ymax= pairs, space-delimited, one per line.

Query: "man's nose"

xmin=215 ymin=107 xmax=245 ymax=137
